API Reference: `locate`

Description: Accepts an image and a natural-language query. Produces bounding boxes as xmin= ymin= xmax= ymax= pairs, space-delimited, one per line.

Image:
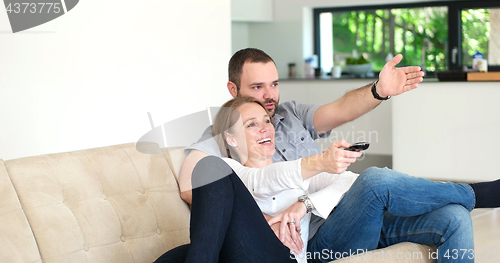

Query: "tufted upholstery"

xmin=0 ymin=143 xmax=432 ymax=263
xmin=1 ymin=143 xmax=190 ymax=263
xmin=0 ymin=160 xmax=42 ymax=263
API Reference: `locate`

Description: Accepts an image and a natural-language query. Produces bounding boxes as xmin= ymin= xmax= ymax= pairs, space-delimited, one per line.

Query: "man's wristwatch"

xmin=298 ymin=195 xmax=313 ymax=213
xmin=371 ymin=80 xmax=391 ymax=100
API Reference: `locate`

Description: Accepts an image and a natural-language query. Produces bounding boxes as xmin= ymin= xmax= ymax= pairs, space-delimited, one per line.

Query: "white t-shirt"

xmin=222 ymin=158 xmax=358 ymax=263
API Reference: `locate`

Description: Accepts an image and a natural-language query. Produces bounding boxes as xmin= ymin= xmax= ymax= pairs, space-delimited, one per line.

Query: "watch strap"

xmin=298 ymin=195 xmax=313 ymax=213
xmin=371 ymin=80 xmax=391 ymax=100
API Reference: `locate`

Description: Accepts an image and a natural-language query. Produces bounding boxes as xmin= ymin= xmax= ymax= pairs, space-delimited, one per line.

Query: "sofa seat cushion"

xmin=334 ymin=242 xmax=433 ymax=262
xmin=4 ymin=143 xmax=190 ymax=263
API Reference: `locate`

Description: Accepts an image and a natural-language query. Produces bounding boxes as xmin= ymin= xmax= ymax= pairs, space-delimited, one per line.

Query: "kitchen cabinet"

xmin=281 ymin=78 xmax=500 ymax=182
xmin=231 ymin=0 xmax=273 ymax=22
xmin=393 ymin=81 xmax=500 ymax=182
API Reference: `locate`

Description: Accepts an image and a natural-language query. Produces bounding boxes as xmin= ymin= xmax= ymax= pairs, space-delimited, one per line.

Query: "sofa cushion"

xmin=4 ymin=143 xmax=190 ymax=263
xmin=0 ymin=160 xmax=42 ymax=263
xmin=335 ymin=242 xmax=433 ymax=262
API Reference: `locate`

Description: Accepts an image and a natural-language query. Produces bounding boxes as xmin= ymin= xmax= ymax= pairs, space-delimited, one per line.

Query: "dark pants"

xmin=154 ymin=156 xmax=295 ymax=263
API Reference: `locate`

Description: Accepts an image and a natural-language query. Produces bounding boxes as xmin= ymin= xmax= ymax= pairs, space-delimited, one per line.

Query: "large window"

xmin=314 ymin=1 xmax=500 ymax=76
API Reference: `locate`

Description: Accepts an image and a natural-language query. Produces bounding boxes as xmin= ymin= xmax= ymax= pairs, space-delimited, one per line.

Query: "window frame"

xmin=313 ymin=0 xmax=500 ymax=74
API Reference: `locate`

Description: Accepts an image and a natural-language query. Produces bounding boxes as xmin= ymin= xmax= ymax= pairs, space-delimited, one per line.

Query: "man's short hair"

xmin=228 ymin=48 xmax=275 ymax=91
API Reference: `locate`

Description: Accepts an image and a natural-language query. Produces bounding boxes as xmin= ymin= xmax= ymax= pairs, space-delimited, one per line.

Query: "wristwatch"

xmin=298 ymin=195 xmax=313 ymax=213
xmin=371 ymin=80 xmax=391 ymax=100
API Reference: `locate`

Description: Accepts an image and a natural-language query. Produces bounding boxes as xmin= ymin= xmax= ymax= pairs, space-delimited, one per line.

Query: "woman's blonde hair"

xmin=212 ymin=97 xmax=271 ymax=161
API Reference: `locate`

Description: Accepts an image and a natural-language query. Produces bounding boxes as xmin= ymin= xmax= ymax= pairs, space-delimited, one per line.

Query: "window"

xmin=314 ymin=1 xmax=500 ymax=76
xmin=462 ymin=8 xmax=499 ymax=67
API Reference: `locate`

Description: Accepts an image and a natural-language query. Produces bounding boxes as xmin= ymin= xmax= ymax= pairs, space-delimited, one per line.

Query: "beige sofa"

xmin=0 ymin=143 xmax=432 ymax=263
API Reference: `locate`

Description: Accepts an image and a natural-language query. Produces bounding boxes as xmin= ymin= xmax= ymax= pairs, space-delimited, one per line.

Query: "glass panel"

xmin=319 ymin=13 xmax=333 ymax=73
xmin=322 ymin=6 xmax=448 ymax=73
xmin=462 ymin=8 xmax=500 ymax=67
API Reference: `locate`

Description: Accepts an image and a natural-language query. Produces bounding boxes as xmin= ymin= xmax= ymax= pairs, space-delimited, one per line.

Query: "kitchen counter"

xmin=281 ymin=76 xmax=500 ymax=82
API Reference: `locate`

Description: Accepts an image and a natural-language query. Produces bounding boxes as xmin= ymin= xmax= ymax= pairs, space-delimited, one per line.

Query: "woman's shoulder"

xmin=221 ymin=157 xmax=243 ymax=168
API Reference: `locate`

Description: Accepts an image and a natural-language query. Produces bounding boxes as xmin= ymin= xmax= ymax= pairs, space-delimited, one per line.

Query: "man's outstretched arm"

xmin=179 ymin=149 xmax=208 ymax=204
xmin=313 ymin=54 xmax=424 ymax=135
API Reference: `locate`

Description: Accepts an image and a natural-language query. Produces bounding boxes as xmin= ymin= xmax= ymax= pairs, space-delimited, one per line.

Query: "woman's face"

xmin=230 ymin=102 xmax=275 ymax=165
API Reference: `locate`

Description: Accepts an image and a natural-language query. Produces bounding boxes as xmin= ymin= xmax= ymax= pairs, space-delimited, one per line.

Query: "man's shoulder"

xmin=183 ymin=125 xmax=222 ymax=157
xmin=275 ymin=100 xmax=299 ymax=115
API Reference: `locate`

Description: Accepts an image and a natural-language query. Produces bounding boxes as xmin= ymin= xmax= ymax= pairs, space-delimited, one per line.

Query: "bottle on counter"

xmin=288 ymin=63 xmax=297 ymax=78
xmin=472 ymin=51 xmax=484 ymax=71
xmin=304 ymin=58 xmax=314 ymax=78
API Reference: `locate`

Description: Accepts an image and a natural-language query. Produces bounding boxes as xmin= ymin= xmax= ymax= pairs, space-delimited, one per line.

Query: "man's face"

xmin=237 ymin=62 xmax=279 ymax=116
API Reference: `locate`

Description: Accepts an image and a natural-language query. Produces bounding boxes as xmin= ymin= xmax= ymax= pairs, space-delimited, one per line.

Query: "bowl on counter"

xmin=344 ymin=63 xmax=374 ymax=77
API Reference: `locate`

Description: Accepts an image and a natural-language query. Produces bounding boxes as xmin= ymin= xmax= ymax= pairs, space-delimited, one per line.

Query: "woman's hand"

xmin=267 ymin=201 xmax=308 ymax=250
xmin=301 ymin=140 xmax=362 ymax=178
xmin=320 ymin=140 xmax=362 ymax=174
xmin=269 ymin=221 xmax=303 ymax=255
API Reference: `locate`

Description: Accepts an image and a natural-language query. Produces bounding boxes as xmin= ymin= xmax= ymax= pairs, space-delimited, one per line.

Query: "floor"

xmin=470 ymin=208 xmax=500 ymax=262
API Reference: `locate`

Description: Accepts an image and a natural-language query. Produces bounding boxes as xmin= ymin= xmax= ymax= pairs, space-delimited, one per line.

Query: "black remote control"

xmin=344 ymin=142 xmax=370 ymax=152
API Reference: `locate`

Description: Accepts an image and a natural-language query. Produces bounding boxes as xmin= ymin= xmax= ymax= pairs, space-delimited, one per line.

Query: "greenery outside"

xmin=327 ymin=7 xmax=491 ymax=72
xmin=462 ymin=9 xmax=490 ymax=67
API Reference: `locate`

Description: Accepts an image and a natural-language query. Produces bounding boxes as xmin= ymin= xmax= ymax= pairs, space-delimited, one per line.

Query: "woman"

xmin=156 ymin=97 xmax=499 ymax=263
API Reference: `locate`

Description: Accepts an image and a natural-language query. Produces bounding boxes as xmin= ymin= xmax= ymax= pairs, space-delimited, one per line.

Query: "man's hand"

xmin=377 ymin=54 xmax=425 ymax=98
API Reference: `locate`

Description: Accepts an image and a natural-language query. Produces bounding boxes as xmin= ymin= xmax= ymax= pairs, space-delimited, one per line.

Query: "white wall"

xmin=0 ymin=0 xmax=231 ymax=161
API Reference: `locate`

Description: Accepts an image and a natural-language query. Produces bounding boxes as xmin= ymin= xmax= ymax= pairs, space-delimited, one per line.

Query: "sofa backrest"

xmin=1 ymin=143 xmax=190 ymax=263
xmin=0 ymin=160 xmax=42 ymax=262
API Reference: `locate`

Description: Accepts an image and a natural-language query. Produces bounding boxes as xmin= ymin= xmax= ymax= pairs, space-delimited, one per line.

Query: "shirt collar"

xmin=273 ymin=111 xmax=285 ymax=126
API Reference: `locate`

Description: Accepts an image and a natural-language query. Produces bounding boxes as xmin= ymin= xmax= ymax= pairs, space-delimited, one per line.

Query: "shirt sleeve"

xmin=184 ymin=125 xmax=223 ymax=157
xmin=222 ymin=158 xmax=306 ymax=199
xmin=285 ymin=101 xmax=332 ymax=140
xmin=306 ymin=171 xmax=358 ymax=219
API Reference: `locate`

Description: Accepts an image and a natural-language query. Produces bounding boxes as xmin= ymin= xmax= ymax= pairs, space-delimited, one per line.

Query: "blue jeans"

xmin=155 ymin=156 xmax=295 ymax=263
xmin=307 ymin=167 xmax=475 ymax=263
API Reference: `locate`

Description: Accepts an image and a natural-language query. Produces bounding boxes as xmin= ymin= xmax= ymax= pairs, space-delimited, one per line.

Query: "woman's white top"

xmin=222 ymin=158 xmax=358 ymax=263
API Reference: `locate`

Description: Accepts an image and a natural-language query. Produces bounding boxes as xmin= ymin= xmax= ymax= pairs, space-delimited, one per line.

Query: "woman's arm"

xmin=224 ymin=140 xmax=362 ymax=197
xmin=300 ymin=140 xmax=362 ymax=178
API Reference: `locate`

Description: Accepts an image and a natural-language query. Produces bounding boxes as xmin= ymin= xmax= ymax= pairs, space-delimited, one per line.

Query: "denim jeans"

xmin=307 ymin=167 xmax=475 ymax=263
xmin=154 ymin=156 xmax=295 ymax=263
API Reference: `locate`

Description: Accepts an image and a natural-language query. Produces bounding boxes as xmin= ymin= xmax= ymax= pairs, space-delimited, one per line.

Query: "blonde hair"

xmin=212 ymin=97 xmax=271 ymax=160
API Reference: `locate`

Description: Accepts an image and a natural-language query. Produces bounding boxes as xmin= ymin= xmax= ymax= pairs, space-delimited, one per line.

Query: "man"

xmin=179 ymin=48 xmax=424 ymax=203
xmin=177 ymin=48 xmax=425 ymax=259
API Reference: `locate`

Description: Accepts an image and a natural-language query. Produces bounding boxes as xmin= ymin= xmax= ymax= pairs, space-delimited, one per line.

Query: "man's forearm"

xmin=313 ymin=82 xmax=381 ymax=134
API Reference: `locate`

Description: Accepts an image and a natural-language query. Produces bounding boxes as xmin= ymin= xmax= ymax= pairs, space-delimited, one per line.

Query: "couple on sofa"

xmin=156 ymin=48 xmax=499 ymax=263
